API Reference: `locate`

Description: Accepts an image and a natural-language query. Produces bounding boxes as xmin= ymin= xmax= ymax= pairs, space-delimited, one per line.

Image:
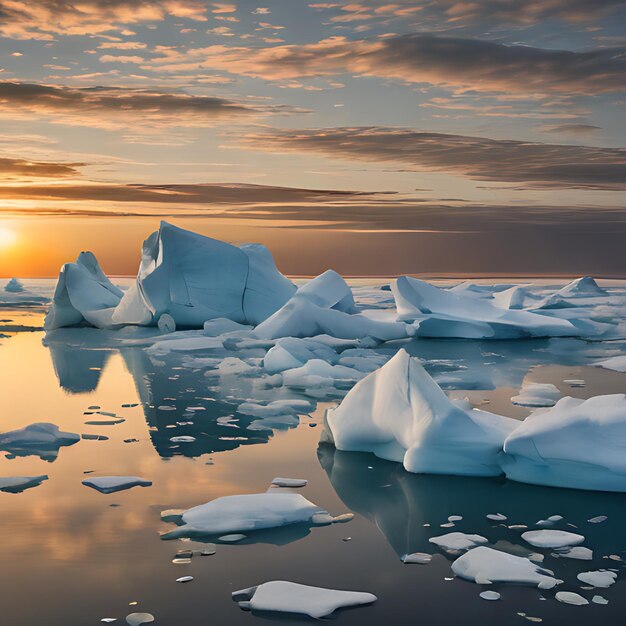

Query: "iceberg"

xmin=392 ymin=276 xmax=578 ymax=339
xmin=161 ymin=492 xmax=331 ymax=539
xmin=451 ymin=547 xmax=562 ymax=589
xmin=263 ymin=337 xmax=338 ymax=374
xmin=291 ymin=270 xmax=357 ymax=313
xmin=502 ymin=394 xmax=626 ymax=491
xmin=82 ymin=476 xmax=153 ymax=494
xmin=232 ymin=581 xmax=376 ymax=618
xmin=0 ymin=475 xmax=48 ymax=493
xmin=555 ymin=276 xmax=607 ymax=298
xmin=44 ymin=252 xmax=124 ymax=330
xmin=326 ymin=349 xmax=518 ymax=476
xmin=0 ymin=422 xmax=80 ymax=461
xmin=4 ymin=278 xmax=24 ymax=293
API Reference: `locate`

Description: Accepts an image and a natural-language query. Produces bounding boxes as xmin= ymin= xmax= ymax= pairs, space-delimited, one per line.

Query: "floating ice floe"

xmin=451 ymin=547 xmax=562 ymax=589
xmin=327 ymin=350 xmax=517 ymax=476
xmin=429 ymin=532 xmax=488 ymax=552
xmin=558 ymin=546 xmax=593 ymax=560
xmin=480 ymin=590 xmax=501 ymax=601
xmin=403 ymin=552 xmax=432 ymax=564
xmin=592 ymin=595 xmax=609 ymax=605
xmin=283 ymin=359 xmax=365 ymax=389
xmin=232 ymin=581 xmax=377 ymax=618
xmin=577 ymin=570 xmax=617 ymax=588
xmin=237 ymin=399 xmax=314 ymax=418
xmin=521 ymin=530 xmax=584 ymax=549
xmin=593 ymin=355 xmax=626 ymax=373
xmin=0 ymin=475 xmax=48 ymax=493
xmin=263 ymin=337 xmax=338 ymax=374
xmin=511 ymin=382 xmax=561 ymax=408
xmin=161 ymin=492 xmax=335 ymax=539
xmin=392 ymin=276 xmax=578 ymax=339
xmin=271 ymin=477 xmax=308 ymax=488
xmin=82 ymin=476 xmax=153 ymax=494
xmin=0 ymin=422 xmax=80 ymax=461
xmin=502 ymin=394 xmax=626 ymax=491
xmin=44 ymin=252 xmax=124 ymax=330
xmin=555 ymin=591 xmax=589 ymax=606
xmin=487 ymin=513 xmax=508 ymax=522
xmin=125 ymin=613 xmax=154 ymax=626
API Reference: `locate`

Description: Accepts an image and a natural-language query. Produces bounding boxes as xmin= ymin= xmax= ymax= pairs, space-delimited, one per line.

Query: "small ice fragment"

xmin=231 ymin=581 xmax=377 ymax=618
xmin=169 ymin=436 xmax=196 ymax=443
xmin=429 ymin=532 xmax=488 ymax=552
xmin=271 ymin=477 xmax=308 ymax=488
xmin=448 ymin=515 xmax=463 ymax=522
xmin=555 ymin=591 xmax=589 ymax=606
xmin=84 ymin=418 xmax=125 ymax=425
xmin=157 ymin=314 xmax=176 ymax=333
xmin=176 ymin=576 xmax=193 ymax=583
xmin=332 ymin=513 xmax=354 ymax=523
xmin=487 ymin=513 xmax=507 ymax=521
xmin=82 ymin=476 xmax=152 ymax=494
xmin=479 ymin=591 xmax=500 ymax=601
xmin=588 ymin=515 xmax=607 ymax=524
xmin=101 ymin=620 xmax=117 ymax=623
xmin=403 ymin=552 xmax=432 ymax=564
xmin=440 ymin=522 xmax=455 ymax=528
xmin=592 ymin=595 xmax=609 ymax=605
xmin=564 ymin=380 xmax=586 ymax=387
xmin=576 ymin=570 xmax=617 ymax=588
xmin=511 ymin=383 xmax=560 ymax=408
xmin=218 ymin=534 xmax=246 ymax=542
xmin=0 ymin=475 xmax=48 ymax=493
xmin=558 ymin=546 xmax=593 ymax=560
xmin=126 ymin=614 xmax=155 ymax=626
xmin=521 ymin=530 xmax=584 ymax=549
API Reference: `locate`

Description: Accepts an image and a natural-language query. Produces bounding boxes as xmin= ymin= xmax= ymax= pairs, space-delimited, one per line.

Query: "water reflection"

xmin=318 ymin=443 xmax=626 ymax=563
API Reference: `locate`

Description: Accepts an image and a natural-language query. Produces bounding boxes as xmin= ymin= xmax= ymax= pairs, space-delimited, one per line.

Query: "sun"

xmin=0 ymin=225 xmax=18 ymax=249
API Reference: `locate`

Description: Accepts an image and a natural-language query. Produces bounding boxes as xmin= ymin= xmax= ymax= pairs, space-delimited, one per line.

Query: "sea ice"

xmin=82 ymin=476 xmax=153 ymax=494
xmin=0 ymin=475 xmax=48 ymax=493
xmin=403 ymin=552 xmax=432 ymax=564
xmin=327 ymin=350 xmax=517 ymax=476
xmin=428 ymin=532 xmax=488 ymax=551
xmin=480 ymin=591 xmax=501 ymax=601
xmin=511 ymin=382 xmax=560 ymax=407
xmin=232 ymin=581 xmax=376 ymax=618
xmin=0 ymin=422 xmax=80 ymax=460
xmin=283 ymin=359 xmax=364 ymax=388
xmin=558 ymin=546 xmax=593 ymax=560
xmin=263 ymin=337 xmax=338 ymax=374
xmin=161 ymin=492 xmax=331 ymax=539
xmin=237 ymin=399 xmax=314 ymax=418
xmin=594 ymin=355 xmax=626 ymax=373
xmin=502 ymin=394 xmax=626 ymax=491
xmin=271 ymin=477 xmax=308 ymax=488
xmin=577 ymin=570 xmax=617 ymax=588
xmin=292 ymin=270 xmax=357 ymax=313
xmin=125 ymin=613 xmax=154 ymax=626
xmin=392 ymin=276 xmax=578 ymax=339
xmin=451 ymin=547 xmax=562 ymax=589
xmin=521 ymin=530 xmax=584 ymax=549
xmin=555 ymin=591 xmax=589 ymax=606
xmin=554 ymin=277 xmax=607 ymax=298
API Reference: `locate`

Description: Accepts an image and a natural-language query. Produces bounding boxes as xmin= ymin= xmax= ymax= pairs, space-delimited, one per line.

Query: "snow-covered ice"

xmin=521 ymin=530 xmax=584 ymax=549
xmin=451 ymin=546 xmax=562 ymax=589
xmin=271 ymin=477 xmax=308 ymax=488
xmin=0 ymin=422 xmax=80 ymax=460
xmin=327 ymin=349 xmax=517 ymax=476
xmin=82 ymin=476 xmax=153 ymax=494
xmin=555 ymin=591 xmax=589 ymax=606
xmin=232 ymin=581 xmax=376 ymax=618
xmin=511 ymin=382 xmax=560 ymax=407
xmin=577 ymin=570 xmax=617 ymax=588
xmin=594 ymin=355 xmax=626 ymax=372
xmin=428 ymin=532 xmax=488 ymax=552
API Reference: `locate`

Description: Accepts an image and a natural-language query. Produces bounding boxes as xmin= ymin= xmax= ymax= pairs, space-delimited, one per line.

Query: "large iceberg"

xmin=44 ymin=252 xmax=124 ymax=330
xmin=392 ymin=276 xmax=578 ymax=339
xmin=326 ymin=349 xmax=517 ymax=476
xmin=501 ymin=394 xmax=626 ymax=491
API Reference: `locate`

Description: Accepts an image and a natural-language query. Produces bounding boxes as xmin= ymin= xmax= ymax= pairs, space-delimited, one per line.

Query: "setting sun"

xmin=0 ymin=225 xmax=18 ymax=249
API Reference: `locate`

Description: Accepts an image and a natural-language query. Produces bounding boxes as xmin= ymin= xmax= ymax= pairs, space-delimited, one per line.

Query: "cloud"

xmin=146 ymin=34 xmax=626 ymax=96
xmin=0 ymin=156 xmax=84 ymax=179
xmin=0 ymin=0 xmax=209 ymax=39
xmin=241 ymin=126 xmax=626 ymax=190
xmin=0 ymin=81 xmax=302 ymax=129
xmin=541 ymin=123 xmax=603 ymax=135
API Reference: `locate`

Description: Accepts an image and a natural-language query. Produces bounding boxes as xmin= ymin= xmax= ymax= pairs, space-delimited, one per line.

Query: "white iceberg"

xmin=82 ymin=476 xmax=153 ymax=494
xmin=0 ymin=422 xmax=80 ymax=460
xmin=428 ymin=532 xmax=488 ymax=552
xmin=521 ymin=530 xmax=584 ymax=549
xmin=161 ymin=492 xmax=331 ymax=539
xmin=4 ymin=278 xmax=24 ymax=293
xmin=232 ymin=581 xmax=376 ymax=618
xmin=292 ymin=270 xmax=357 ymax=313
xmin=502 ymin=394 xmax=626 ymax=491
xmin=577 ymin=570 xmax=617 ymax=588
xmin=44 ymin=252 xmax=124 ymax=330
xmin=492 ymin=285 xmax=531 ymax=310
xmin=554 ymin=277 xmax=607 ymax=298
xmin=0 ymin=475 xmax=48 ymax=493
xmin=326 ymin=350 xmax=517 ymax=476
xmin=451 ymin=546 xmax=562 ymax=589
xmin=392 ymin=276 xmax=578 ymax=339
xmin=511 ymin=382 xmax=560 ymax=407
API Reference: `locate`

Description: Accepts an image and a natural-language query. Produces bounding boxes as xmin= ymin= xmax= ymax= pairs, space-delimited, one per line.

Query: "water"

xmin=1 ymin=280 xmax=626 ymax=625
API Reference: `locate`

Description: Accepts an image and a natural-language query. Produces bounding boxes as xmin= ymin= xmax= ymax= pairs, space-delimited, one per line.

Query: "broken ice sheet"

xmin=82 ymin=476 xmax=152 ymax=494
xmin=232 ymin=581 xmax=377 ymax=618
xmin=0 ymin=475 xmax=48 ymax=493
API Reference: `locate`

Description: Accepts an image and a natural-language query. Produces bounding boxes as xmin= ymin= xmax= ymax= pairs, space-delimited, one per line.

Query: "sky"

xmin=0 ymin=0 xmax=625 ymax=277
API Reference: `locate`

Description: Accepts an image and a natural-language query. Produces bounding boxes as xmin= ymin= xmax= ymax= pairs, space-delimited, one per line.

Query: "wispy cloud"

xmin=0 ymin=156 xmax=84 ymax=179
xmin=241 ymin=126 xmax=626 ymax=190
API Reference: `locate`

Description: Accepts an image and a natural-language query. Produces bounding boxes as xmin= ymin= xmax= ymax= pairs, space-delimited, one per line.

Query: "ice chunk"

xmin=592 ymin=595 xmax=609 ymax=604
xmin=451 ymin=546 xmax=562 ymax=589
xmin=111 ymin=222 xmax=294 ymax=328
xmin=263 ymin=337 xmax=338 ymax=374
xmin=480 ymin=591 xmax=501 ymax=601
xmin=0 ymin=475 xmax=48 ymax=493
xmin=271 ymin=477 xmax=308 ymax=488
xmin=157 ymin=314 xmax=176 ymax=333
xmin=555 ymin=591 xmax=589 ymax=606
xmin=327 ymin=350 xmax=517 ymax=476
xmin=502 ymin=394 xmax=626 ymax=491
xmin=237 ymin=399 xmax=314 ymax=418
xmin=161 ymin=492 xmax=330 ymax=539
xmin=511 ymin=383 xmax=560 ymax=408
xmin=403 ymin=552 xmax=432 ymax=564
xmin=554 ymin=277 xmax=607 ymax=298
xmin=577 ymin=570 xmax=617 ymax=588
xmin=4 ymin=278 xmax=24 ymax=293
xmin=125 ymin=614 xmax=154 ymax=626
xmin=558 ymin=546 xmax=593 ymax=560
xmin=487 ymin=513 xmax=508 ymax=522
xmin=0 ymin=422 xmax=80 ymax=461
xmin=521 ymin=530 xmax=584 ymax=549
xmin=203 ymin=318 xmax=252 ymax=336
xmin=594 ymin=355 xmax=626 ymax=373
xmin=45 ymin=251 xmax=123 ymax=330
xmin=492 ymin=285 xmax=530 ymax=310
xmin=82 ymin=476 xmax=153 ymax=494
xmin=392 ymin=276 xmax=578 ymax=339
xmin=292 ymin=270 xmax=357 ymax=313
xmin=232 ymin=581 xmax=376 ymax=618
xmin=283 ymin=359 xmax=364 ymax=388
xmin=587 ymin=515 xmax=607 ymax=524
xmin=429 ymin=532 xmax=488 ymax=552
